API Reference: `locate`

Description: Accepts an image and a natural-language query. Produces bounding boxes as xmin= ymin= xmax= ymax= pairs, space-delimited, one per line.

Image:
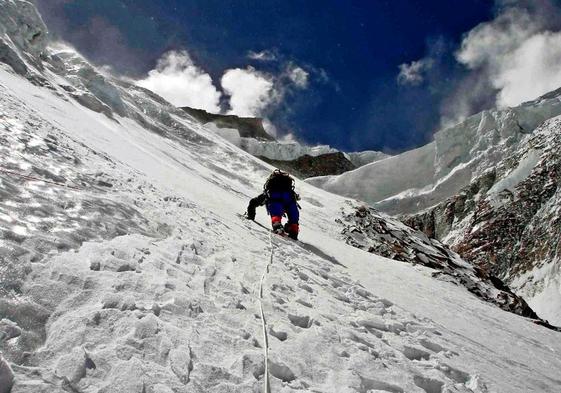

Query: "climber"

xmin=245 ymin=169 xmax=300 ymax=239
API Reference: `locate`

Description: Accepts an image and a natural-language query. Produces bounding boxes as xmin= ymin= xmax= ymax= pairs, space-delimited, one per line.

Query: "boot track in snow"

xmin=257 ymin=230 xmax=274 ymax=393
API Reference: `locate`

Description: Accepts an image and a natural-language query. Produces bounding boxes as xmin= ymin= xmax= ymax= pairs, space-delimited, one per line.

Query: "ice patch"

xmin=28 ymin=137 xmax=45 ymax=147
xmin=11 ymin=225 xmax=27 ymax=236
xmin=488 ymin=149 xmax=542 ymax=195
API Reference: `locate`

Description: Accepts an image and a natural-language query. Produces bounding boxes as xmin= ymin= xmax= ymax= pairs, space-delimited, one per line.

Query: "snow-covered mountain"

xmin=307 ymin=89 xmax=561 ymax=215
xmin=304 ymin=54 xmax=561 ymax=333
xmin=404 ymin=115 xmax=561 ymax=326
xmin=1 ymin=2 xmax=561 ymax=392
xmin=180 ymin=106 xmax=388 ymax=176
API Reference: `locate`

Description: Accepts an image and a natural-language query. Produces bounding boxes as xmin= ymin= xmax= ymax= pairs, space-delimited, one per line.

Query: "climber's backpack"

xmin=264 ymin=169 xmax=295 ymax=193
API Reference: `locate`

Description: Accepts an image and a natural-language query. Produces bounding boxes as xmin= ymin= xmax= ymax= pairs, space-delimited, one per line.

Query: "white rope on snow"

xmin=257 ymin=230 xmax=274 ymax=393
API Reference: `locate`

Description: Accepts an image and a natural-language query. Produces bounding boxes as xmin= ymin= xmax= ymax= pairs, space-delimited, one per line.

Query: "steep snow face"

xmin=308 ymin=143 xmax=437 ymax=205
xmin=308 ymin=94 xmax=561 ymax=215
xmin=5 ymin=74 xmax=561 ymax=393
xmin=0 ymin=0 xmax=47 ymax=78
xmin=1 ymin=2 xmax=561 ymax=392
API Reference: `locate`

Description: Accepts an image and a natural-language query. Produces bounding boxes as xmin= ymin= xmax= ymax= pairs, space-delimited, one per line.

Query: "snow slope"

xmin=4 ymin=67 xmax=561 ymax=393
xmin=0 ymin=2 xmax=561 ymax=392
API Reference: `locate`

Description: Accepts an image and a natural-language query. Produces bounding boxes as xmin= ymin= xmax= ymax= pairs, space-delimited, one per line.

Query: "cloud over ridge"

xmin=221 ymin=67 xmax=277 ymax=117
xmin=397 ymin=59 xmax=433 ymax=86
xmin=398 ymin=0 xmax=561 ymax=127
xmin=456 ymin=3 xmax=561 ymax=108
xmin=137 ymin=49 xmax=313 ymax=123
xmin=137 ymin=51 xmax=222 ymax=113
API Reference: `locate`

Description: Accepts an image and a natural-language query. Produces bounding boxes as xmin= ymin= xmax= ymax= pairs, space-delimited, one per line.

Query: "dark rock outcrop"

xmin=181 ymin=107 xmax=358 ymax=178
xmin=403 ymin=169 xmax=497 ymax=240
xmin=261 ymin=152 xmax=356 ymax=179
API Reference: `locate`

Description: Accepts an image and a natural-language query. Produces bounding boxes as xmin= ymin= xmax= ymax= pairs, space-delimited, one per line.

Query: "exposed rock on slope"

xmin=180 ymin=107 xmax=360 ymax=178
xmin=405 ymin=116 xmax=561 ymax=325
xmin=179 ymin=107 xmax=389 ymax=178
xmin=260 ymin=152 xmax=356 ymax=179
xmin=339 ymin=205 xmax=543 ymax=322
xmin=179 ymin=108 xmax=366 ymax=178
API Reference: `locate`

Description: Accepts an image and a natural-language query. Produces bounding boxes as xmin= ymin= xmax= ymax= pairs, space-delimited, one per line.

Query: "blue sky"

xmin=37 ymin=0 xmax=561 ymax=153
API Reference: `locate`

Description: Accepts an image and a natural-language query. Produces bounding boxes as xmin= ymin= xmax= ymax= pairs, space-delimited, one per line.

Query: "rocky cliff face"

xmin=404 ymin=116 xmax=561 ymax=325
xmin=180 ymin=108 xmax=368 ymax=178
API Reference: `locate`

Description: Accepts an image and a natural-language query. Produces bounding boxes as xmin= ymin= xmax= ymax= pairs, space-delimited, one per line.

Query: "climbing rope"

xmin=257 ymin=230 xmax=274 ymax=393
xmin=0 ymin=167 xmax=81 ymax=190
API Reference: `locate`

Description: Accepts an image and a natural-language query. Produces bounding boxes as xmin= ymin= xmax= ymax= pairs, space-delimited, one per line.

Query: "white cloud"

xmin=137 ymin=49 xmax=315 ymax=141
xmin=395 ymin=1 xmax=561 ymax=127
xmin=137 ymin=50 xmax=221 ymax=113
xmin=286 ymin=65 xmax=309 ymax=89
xmin=439 ymin=74 xmax=492 ymax=128
xmin=456 ymin=2 xmax=561 ymax=108
xmin=221 ymin=67 xmax=277 ymax=117
xmin=456 ymin=7 xmax=540 ymax=69
xmin=397 ymin=59 xmax=433 ymax=86
xmin=247 ymin=50 xmax=277 ymax=62
xmin=279 ymin=132 xmax=298 ymax=143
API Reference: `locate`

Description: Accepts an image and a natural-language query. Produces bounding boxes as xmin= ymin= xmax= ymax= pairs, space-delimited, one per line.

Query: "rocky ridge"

xmin=260 ymin=152 xmax=356 ymax=179
xmin=338 ymin=205 xmax=548 ymax=324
